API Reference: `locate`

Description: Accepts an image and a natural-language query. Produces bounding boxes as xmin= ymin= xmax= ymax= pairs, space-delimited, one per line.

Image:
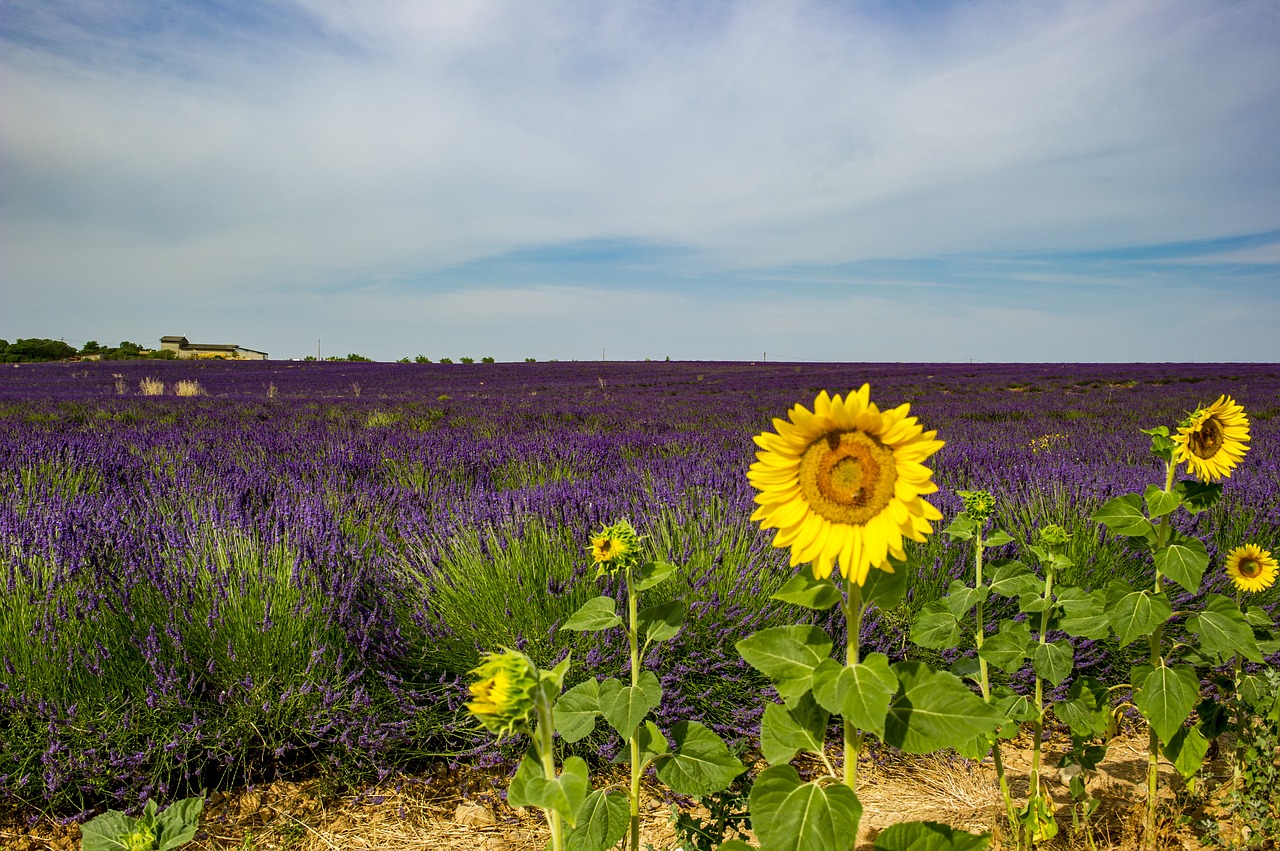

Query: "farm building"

xmin=159 ymin=336 xmax=268 ymax=360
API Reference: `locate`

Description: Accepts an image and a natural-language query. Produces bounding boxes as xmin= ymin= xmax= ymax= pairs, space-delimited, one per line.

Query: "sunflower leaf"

xmin=862 ymin=559 xmax=909 ymax=609
xmin=1173 ymin=480 xmax=1222 ymax=514
xmin=872 ymin=820 xmax=992 ymax=851
xmin=1092 ymin=495 xmax=1154 ymax=538
xmin=1143 ymin=485 xmax=1181 ymax=520
xmin=977 ymin=621 xmax=1031 ymax=673
xmin=749 ymin=764 xmax=862 ymax=851
xmin=910 ymin=602 xmax=961 ymax=650
xmin=562 ymin=596 xmax=623 ymax=632
xmin=655 ymin=721 xmax=745 ymax=797
xmin=1057 ymin=587 xmax=1111 ymax=639
xmin=1186 ymin=594 xmax=1262 ymax=664
xmin=1032 ymin=640 xmax=1073 ymax=687
xmin=1165 ymin=722 xmax=1211 ymax=782
xmin=986 ymin=560 xmax=1040 ymax=598
xmin=567 ymin=789 xmax=629 ymax=851
xmin=1105 ymin=582 xmax=1172 ymax=647
xmin=761 ymin=693 xmax=830 ymax=766
xmin=1055 ymin=677 xmax=1111 ymax=739
xmin=983 ymin=530 xmax=1014 ymax=548
xmin=1155 ymin=532 xmax=1208 ymax=594
xmin=638 ymin=599 xmax=686 ymax=644
xmin=1133 ymin=663 xmax=1199 ymax=746
xmin=772 ymin=571 xmax=842 ymax=610
xmin=635 ymin=560 xmax=678 ymax=591
xmin=555 ymin=679 xmax=601 ymax=743
xmin=811 ymin=653 xmax=897 ymax=739
xmin=736 ymin=626 xmax=832 ymax=702
xmin=884 ymin=662 xmax=1004 ymax=753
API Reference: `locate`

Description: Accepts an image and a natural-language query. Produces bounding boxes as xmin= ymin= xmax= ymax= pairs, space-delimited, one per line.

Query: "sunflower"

xmin=1225 ymin=544 xmax=1278 ymax=594
xmin=1172 ymin=395 xmax=1249 ymax=482
xmin=587 ymin=519 xmax=641 ymax=573
xmin=466 ymin=650 xmax=538 ymax=740
xmin=748 ymin=385 xmax=944 ymax=585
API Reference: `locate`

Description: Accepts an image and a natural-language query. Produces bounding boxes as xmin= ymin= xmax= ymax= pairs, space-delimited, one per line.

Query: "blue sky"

xmin=3 ymin=0 xmax=1278 ymax=362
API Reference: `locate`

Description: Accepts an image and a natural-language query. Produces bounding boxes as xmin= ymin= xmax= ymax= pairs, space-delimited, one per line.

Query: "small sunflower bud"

xmin=466 ymin=650 xmax=538 ymax=740
xmin=123 ymin=825 xmax=157 ymax=851
xmin=1037 ymin=524 xmax=1070 ymax=549
xmin=957 ymin=490 xmax=996 ymax=522
xmin=587 ymin=520 xmax=642 ymax=574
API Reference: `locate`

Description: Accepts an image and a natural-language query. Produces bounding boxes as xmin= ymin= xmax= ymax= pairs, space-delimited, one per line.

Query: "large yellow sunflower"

xmin=1225 ymin=544 xmax=1278 ymax=594
xmin=1172 ymin=395 xmax=1249 ymax=482
xmin=748 ymin=385 xmax=944 ymax=585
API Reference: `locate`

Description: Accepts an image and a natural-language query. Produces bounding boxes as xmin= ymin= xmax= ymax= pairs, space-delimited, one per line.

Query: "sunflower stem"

xmin=843 ymin=575 xmax=863 ymax=792
xmin=1026 ymin=561 xmax=1054 ymax=849
xmin=1142 ymin=461 xmax=1176 ymax=851
xmin=972 ymin=522 xmax=1019 ymax=842
xmin=534 ymin=685 xmax=566 ymax=851
xmin=625 ymin=563 xmax=642 ymax=851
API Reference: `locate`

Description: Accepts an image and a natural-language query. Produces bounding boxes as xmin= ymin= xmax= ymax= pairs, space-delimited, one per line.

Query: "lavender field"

xmin=2 ymin=359 xmax=1277 ymax=816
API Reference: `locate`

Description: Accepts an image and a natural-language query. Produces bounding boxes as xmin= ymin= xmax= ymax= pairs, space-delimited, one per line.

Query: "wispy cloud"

xmin=2 ymin=0 xmax=1278 ymax=360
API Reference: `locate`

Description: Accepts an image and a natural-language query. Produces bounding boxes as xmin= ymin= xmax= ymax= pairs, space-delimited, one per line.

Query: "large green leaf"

xmin=155 ymin=797 xmax=204 ymax=851
xmin=568 ymin=789 xmax=629 ymax=851
xmin=1186 ymin=594 xmax=1262 ymax=663
xmin=598 ymin=672 xmax=661 ymax=737
xmin=884 ymin=663 xmax=1004 ymax=754
xmin=749 ymin=764 xmax=862 ymax=851
xmin=976 ymin=621 xmax=1031 ymax=674
xmin=986 ymin=560 xmax=1041 ymax=598
xmin=872 ymin=820 xmax=992 ymax=851
xmin=638 ymin=599 xmax=686 ymax=644
xmin=761 ymin=693 xmax=830 ymax=766
xmin=1057 ymin=587 xmax=1110 ymax=639
xmin=507 ymin=753 xmax=547 ymax=809
xmin=1143 ymin=484 xmax=1181 ymax=520
xmin=983 ymin=530 xmax=1014 ymax=548
xmin=1055 ymin=677 xmax=1111 ymax=739
xmin=80 ymin=811 xmax=136 ymax=851
xmin=943 ymin=582 xmax=989 ymax=618
xmin=1173 ymin=479 xmax=1222 ymax=514
xmin=1105 ymin=582 xmax=1172 ymax=647
xmin=1154 ymin=534 xmax=1208 ymax=594
xmin=910 ymin=602 xmax=961 ymax=650
xmin=629 ymin=720 xmax=670 ymax=771
xmin=654 ymin=721 xmax=746 ymax=797
xmin=1031 ymin=640 xmax=1073 ymax=687
xmin=942 ymin=515 xmax=978 ymax=541
xmin=1133 ymin=664 xmax=1199 ymax=746
xmin=635 ymin=560 xmax=678 ymax=591
xmin=1165 ymin=723 xmax=1211 ymax=782
xmin=555 ymin=678 xmax=601 ymax=743
xmin=528 ymin=756 xmax=590 ymax=826
xmin=811 ymin=653 xmax=898 ymax=739
xmin=773 ymin=570 xmax=843 ymax=610
xmin=737 ymin=625 xmax=833 ymax=702
xmin=1092 ymin=494 xmax=1154 ymax=537
xmin=561 ymin=596 xmax=623 ymax=632
xmin=863 ymin=559 xmax=909 ymax=609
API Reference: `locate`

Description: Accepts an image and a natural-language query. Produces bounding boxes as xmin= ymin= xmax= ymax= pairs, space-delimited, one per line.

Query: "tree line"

xmin=0 ymin=339 xmax=177 ymax=364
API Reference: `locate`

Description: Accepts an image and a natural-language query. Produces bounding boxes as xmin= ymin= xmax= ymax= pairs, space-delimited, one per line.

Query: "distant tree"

xmin=302 ymin=355 xmax=317 ymax=362
xmin=0 ymin=340 xmax=8 ymax=351
xmin=4 ymin=338 xmax=77 ymax=362
xmin=396 ymin=357 xmax=411 ymax=363
xmin=481 ymin=356 xmax=495 ymax=363
xmin=524 ymin=357 xmax=536 ymax=363
xmin=345 ymin=353 xmax=373 ymax=362
xmin=414 ymin=355 xmax=431 ymax=364
xmin=460 ymin=356 xmax=475 ymax=364
xmin=438 ymin=357 xmax=454 ymax=364
xmin=147 ymin=349 xmax=177 ymax=359
xmin=80 ymin=340 xmax=102 ymax=354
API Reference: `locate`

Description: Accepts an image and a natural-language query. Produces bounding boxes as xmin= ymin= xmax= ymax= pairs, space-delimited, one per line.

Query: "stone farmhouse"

xmin=159 ymin=336 xmax=268 ymax=360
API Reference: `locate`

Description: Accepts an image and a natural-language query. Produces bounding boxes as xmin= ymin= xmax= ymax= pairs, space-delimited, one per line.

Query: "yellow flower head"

xmin=588 ymin=520 xmax=641 ymax=573
xmin=747 ymin=385 xmax=944 ymax=585
xmin=1225 ymin=544 xmax=1278 ymax=594
xmin=1173 ymin=395 xmax=1249 ymax=482
xmin=465 ymin=650 xmax=538 ymax=740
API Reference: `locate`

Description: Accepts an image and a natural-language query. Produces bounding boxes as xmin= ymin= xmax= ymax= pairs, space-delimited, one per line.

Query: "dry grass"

xmin=138 ymin=377 xmax=165 ymax=396
xmin=174 ymin=379 xmax=205 ymax=397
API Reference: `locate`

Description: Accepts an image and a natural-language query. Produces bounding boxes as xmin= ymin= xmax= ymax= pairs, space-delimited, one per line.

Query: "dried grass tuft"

xmin=138 ymin=377 xmax=165 ymax=396
xmin=174 ymin=379 xmax=205 ymax=397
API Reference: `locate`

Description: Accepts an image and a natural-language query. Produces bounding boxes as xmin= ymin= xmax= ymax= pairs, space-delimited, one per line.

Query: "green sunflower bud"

xmin=1037 ymin=524 xmax=1070 ymax=549
xmin=123 ymin=825 xmax=157 ymax=851
xmin=587 ymin=519 xmax=642 ymax=574
xmin=956 ymin=489 xmax=996 ymax=522
xmin=466 ymin=650 xmax=538 ymax=740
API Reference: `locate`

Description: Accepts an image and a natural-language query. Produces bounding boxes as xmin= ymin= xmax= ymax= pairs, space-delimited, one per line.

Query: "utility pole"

xmin=317 ymin=339 xmax=321 ymax=360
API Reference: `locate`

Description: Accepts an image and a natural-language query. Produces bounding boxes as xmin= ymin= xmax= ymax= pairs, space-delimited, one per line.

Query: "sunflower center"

xmin=1238 ymin=557 xmax=1262 ymax=579
xmin=797 ymin=430 xmax=898 ymax=526
xmin=1188 ymin=416 xmax=1225 ymax=459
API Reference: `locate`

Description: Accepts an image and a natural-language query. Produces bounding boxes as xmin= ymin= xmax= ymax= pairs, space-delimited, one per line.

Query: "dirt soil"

xmin=1 ymin=729 xmax=1262 ymax=851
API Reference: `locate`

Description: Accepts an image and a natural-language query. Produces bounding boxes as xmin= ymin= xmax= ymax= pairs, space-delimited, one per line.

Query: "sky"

xmin=3 ymin=0 xmax=1279 ymax=363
